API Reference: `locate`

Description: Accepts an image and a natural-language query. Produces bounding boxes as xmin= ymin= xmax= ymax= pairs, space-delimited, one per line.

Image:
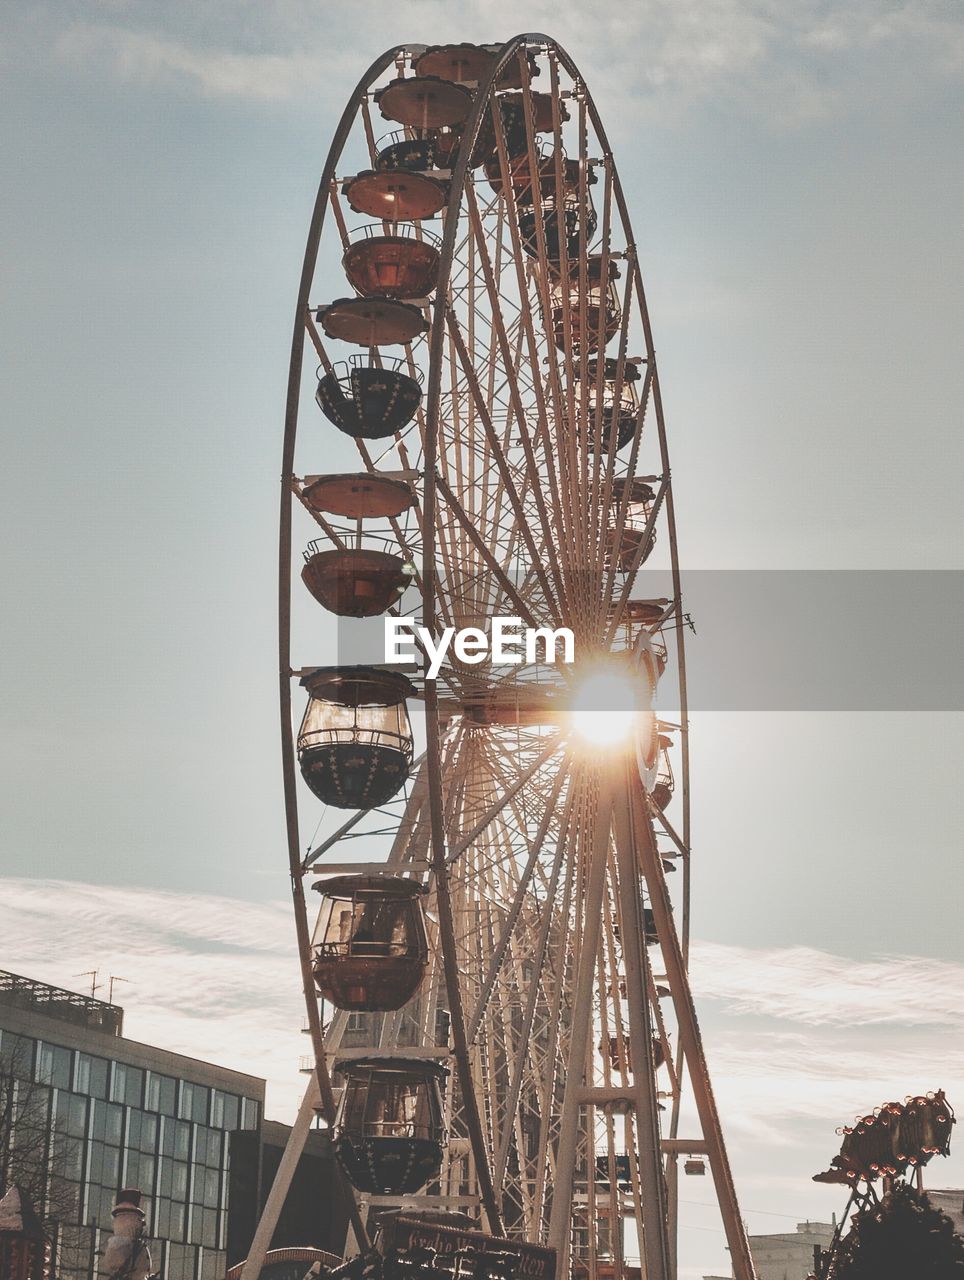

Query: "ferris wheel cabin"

xmin=310 ymin=874 xmax=429 ymax=1011
xmin=606 ymin=479 xmax=658 ymax=571
xmin=301 ymin=541 xmax=415 ymax=617
xmin=550 ymin=258 xmax=621 ymax=353
xmin=575 ymin=358 xmax=644 ymax=453
xmin=300 ymin=472 xmax=416 ymax=617
xmin=332 ymin=1057 xmax=448 ymax=1195
xmin=343 ymin=168 xmax=448 ymax=222
xmin=297 ymin=667 xmax=416 ymax=809
xmin=652 ymin=734 xmax=676 ymax=811
xmin=315 ymin=354 xmax=423 ymax=440
xmin=517 ymin=187 xmax=597 ymax=262
xmin=375 ymin=75 xmax=472 ymax=130
xmin=342 ymin=224 xmax=441 ymax=301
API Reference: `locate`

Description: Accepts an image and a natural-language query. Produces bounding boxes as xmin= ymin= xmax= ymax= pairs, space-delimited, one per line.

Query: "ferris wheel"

xmin=244 ymin=34 xmax=756 ymax=1280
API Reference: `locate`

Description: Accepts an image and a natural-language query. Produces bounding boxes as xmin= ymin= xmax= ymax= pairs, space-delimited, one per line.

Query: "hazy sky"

xmin=1 ymin=2 xmax=962 ymax=1277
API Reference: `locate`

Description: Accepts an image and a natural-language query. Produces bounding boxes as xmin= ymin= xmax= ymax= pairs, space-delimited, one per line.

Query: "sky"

xmin=1 ymin=1 xmax=963 ymax=1276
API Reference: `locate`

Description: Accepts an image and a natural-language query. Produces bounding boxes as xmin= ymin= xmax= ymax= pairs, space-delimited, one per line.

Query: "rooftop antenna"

xmin=107 ymin=976 xmax=129 ymax=1004
xmin=74 ymin=969 xmax=100 ymax=998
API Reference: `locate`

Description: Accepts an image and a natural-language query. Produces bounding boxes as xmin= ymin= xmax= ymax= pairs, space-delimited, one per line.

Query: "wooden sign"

xmin=380 ymin=1215 xmax=557 ymax=1280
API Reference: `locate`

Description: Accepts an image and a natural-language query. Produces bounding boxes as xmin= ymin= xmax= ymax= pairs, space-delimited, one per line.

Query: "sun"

xmin=568 ymin=664 xmax=642 ymax=748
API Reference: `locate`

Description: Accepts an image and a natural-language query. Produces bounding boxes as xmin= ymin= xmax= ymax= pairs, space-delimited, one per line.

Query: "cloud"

xmin=23 ymin=0 xmax=962 ymax=119
xmin=54 ymin=23 xmax=337 ymax=101
xmin=688 ymin=940 xmax=963 ymax=1141
xmin=705 ymin=1029 xmax=961 ymax=1133
xmin=0 ymin=877 xmax=309 ymax=1117
xmin=691 ymin=940 xmax=964 ymax=1027
xmin=2 ymin=877 xmax=960 ymax=1136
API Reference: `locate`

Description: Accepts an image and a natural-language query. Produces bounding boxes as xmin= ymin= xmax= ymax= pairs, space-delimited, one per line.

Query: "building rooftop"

xmin=747 ymin=1220 xmax=835 ymax=1243
xmin=0 ymin=968 xmax=123 ymax=1036
xmin=0 ymin=969 xmax=265 ymax=1098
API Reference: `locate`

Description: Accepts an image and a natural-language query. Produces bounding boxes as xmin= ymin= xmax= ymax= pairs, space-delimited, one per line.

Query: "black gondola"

xmin=374 ymin=94 xmax=528 ymax=177
xmin=297 ymin=668 xmax=415 ymax=809
xmin=574 ymin=358 xmax=642 ymax=452
xmin=333 ymin=1057 xmax=448 ymax=1194
xmin=316 ymin=355 xmax=422 ymax=440
xmin=375 ymin=131 xmax=442 ymax=175
xmin=516 ymin=188 xmax=597 ymax=261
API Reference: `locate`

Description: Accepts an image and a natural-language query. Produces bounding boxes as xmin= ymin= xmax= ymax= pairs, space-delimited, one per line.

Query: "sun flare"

xmin=568 ymin=666 xmax=641 ymax=748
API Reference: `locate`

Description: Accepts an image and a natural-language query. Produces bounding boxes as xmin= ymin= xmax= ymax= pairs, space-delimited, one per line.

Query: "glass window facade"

xmin=179 ymin=1080 xmax=211 ymax=1125
xmin=110 ymin=1061 xmax=144 ymax=1107
xmin=0 ymin=1026 xmax=262 ymax=1280
xmin=75 ymin=1052 xmax=109 ymax=1099
xmin=241 ymin=1096 xmax=261 ymax=1131
xmin=211 ymin=1088 xmax=240 ymax=1131
xmin=146 ymin=1069 xmax=177 ymax=1116
xmin=37 ymin=1041 xmax=72 ymax=1090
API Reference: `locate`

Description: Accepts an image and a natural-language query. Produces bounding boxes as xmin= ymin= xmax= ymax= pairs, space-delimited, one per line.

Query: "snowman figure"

xmin=100 ymin=1188 xmax=154 ymax=1279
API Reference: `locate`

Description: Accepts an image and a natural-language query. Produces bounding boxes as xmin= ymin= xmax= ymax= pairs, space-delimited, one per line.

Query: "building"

xmin=705 ymin=1194 xmax=960 ymax=1280
xmin=704 ymin=1220 xmax=835 ymax=1280
xmin=226 ymin=1121 xmax=348 ymax=1268
xmin=929 ymin=1189 xmax=964 ymax=1235
xmin=748 ymin=1221 xmax=835 ymax=1280
xmin=0 ymin=969 xmax=264 ymax=1279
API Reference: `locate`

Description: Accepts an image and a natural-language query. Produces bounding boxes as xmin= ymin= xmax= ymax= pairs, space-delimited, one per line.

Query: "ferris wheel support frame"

xmin=628 ymin=780 xmax=755 ymax=1279
xmin=612 ymin=765 xmax=674 ymax=1280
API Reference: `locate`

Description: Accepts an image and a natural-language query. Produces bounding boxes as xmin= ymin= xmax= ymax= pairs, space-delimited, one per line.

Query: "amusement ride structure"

xmin=245 ymin=34 xmax=756 ymax=1280
xmin=811 ymin=1091 xmax=956 ymax=1278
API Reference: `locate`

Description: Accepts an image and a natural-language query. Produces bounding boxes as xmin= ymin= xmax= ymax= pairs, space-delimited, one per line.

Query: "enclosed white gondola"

xmin=332 ymin=1057 xmax=448 ymax=1195
xmin=297 ymin=668 xmax=415 ymax=810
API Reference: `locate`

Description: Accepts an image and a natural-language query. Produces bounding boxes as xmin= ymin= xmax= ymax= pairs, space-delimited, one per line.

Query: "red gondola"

xmin=311 ymin=875 xmax=429 ymax=1011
